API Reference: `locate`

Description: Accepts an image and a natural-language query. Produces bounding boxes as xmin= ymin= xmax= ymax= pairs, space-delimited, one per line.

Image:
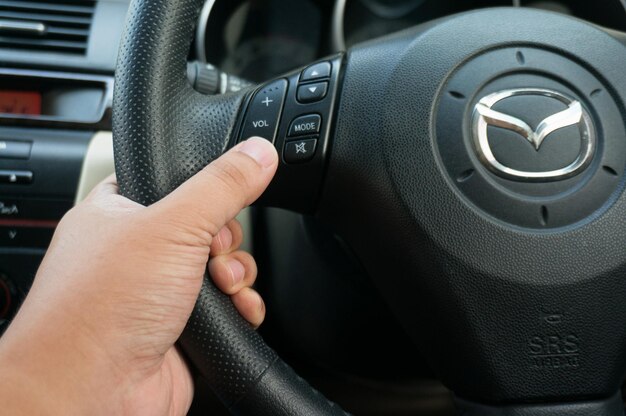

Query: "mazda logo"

xmin=472 ymin=88 xmax=595 ymax=182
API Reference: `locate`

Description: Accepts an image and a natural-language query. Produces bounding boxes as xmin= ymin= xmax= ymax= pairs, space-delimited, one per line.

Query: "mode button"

xmin=288 ymin=114 xmax=321 ymax=137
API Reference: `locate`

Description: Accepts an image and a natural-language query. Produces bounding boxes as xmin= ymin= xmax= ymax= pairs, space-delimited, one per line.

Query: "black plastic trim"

xmin=456 ymin=392 xmax=625 ymax=416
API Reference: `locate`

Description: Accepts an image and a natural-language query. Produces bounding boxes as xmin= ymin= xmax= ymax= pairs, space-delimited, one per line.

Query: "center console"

xmin=0 ymin=69 xmax=114 ymax=332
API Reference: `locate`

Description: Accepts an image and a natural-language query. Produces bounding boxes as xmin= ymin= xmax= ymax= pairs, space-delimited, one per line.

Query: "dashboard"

xmin=194 ymin=0 xmax=626 ymax=83
xmin=197 ymin=0 xmax=331 ymax=82
xmin=0 ymin=0 xmax=625 ymax=414
xmin=338 ymin=0 xmax=626 ymax=48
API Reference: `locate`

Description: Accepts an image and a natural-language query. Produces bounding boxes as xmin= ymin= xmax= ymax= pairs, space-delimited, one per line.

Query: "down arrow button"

xmin=297 ymin=82 xmax=328 ymax=104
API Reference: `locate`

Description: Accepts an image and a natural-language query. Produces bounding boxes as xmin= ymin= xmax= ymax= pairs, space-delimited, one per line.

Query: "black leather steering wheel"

xmin=113 ymin=0 xmax=626 ymax=414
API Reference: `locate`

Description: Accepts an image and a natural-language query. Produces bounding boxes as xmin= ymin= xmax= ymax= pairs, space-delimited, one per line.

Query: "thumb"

xmin=151 ymin=137 xmax=278 ymax=236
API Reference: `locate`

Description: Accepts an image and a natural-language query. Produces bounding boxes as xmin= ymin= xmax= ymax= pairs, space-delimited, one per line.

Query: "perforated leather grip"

xmin=113 ymin=0 xmax=243 ymax=201
xmin=112 ymin=0 xmax=347 ymax=414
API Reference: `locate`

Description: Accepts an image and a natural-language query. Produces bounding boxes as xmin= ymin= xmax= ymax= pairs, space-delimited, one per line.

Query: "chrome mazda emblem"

xmin=472 ymin=88 xmax=595 ymax=181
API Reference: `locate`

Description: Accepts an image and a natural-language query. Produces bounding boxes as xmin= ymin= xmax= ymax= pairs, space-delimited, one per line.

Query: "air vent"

xmin=0 ymin=0 xmax=96 ymax=55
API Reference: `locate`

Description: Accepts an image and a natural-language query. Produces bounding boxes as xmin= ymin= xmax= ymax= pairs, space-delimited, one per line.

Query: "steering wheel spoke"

xmin=232 ymin=56 xmax=343 ymax=213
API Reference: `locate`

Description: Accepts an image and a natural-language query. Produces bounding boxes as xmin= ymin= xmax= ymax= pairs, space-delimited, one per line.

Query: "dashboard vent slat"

xmin=0 ymin=11 xmax=92 ymax=26
xmin=0 ymin=36 xmax=87 ymax=52
xmin=0 ymin=1 xmax=94 ymax=16
xmin=0 ymin=0 xmax=95 ymax=55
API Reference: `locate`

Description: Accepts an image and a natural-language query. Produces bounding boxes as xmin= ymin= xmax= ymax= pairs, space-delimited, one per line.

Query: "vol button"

xmin=240 ymin=79 xmax=288 ymax=143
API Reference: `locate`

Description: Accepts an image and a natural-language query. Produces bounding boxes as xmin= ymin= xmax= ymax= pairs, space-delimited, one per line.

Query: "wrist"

xmin=0 ymin=305 xmax=129 ymax=415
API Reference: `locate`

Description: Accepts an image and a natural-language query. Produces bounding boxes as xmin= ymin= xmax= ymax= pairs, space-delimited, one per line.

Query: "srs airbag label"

xmin=528 ymin=334 xmax=580 ymax=369
xmin=528 ymin=311 xmax=580 ymax=370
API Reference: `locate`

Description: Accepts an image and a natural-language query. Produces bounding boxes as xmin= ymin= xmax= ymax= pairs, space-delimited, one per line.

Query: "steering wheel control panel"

xmin=235 ymin=55 xmax=343 ymax=213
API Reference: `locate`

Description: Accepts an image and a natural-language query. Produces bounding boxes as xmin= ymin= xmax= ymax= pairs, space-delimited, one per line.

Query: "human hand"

xmin=0 ymin=137 xmax=279 ymax=416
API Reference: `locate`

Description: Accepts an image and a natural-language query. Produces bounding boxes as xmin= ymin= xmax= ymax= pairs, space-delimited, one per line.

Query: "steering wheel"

xmin=113 ymin=0 xmax=626 ymax=414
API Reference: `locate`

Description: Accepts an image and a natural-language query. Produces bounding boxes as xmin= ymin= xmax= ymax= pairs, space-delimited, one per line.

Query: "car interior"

xmin=2 ymin=0 xmax=626 ymax=415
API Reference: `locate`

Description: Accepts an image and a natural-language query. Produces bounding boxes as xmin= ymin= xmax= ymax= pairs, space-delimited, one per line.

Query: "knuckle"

xmin=238 ymin=251 xmax=257 ymax=277
xmin=238 ymin=250 xmax=255 ymax=264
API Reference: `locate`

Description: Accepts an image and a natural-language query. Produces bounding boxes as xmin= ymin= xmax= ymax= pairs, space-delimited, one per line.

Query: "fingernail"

xmin=216 ymin=226 xmax=233 ymax=251
xmin=228 ymin=259 xmax=245 ymax=287
xmin=237 ymin=137 xmax=276 ymax=168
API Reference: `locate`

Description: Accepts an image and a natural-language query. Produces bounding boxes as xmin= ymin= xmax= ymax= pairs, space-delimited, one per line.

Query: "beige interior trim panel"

xmin=75 ymin=132 xmax=115 ymax=204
